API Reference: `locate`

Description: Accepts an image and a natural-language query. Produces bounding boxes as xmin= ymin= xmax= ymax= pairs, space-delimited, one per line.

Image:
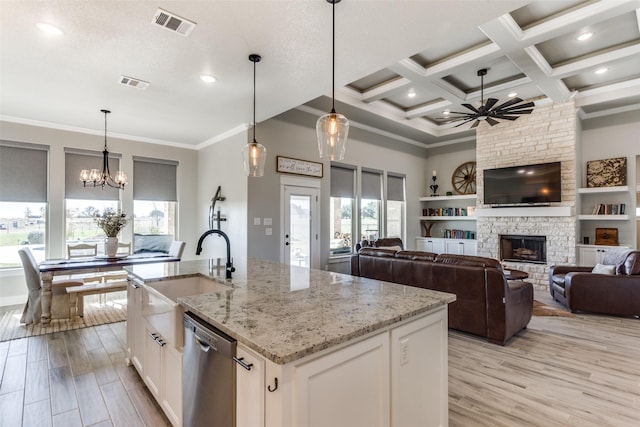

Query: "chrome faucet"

xmin=196 ymin=229 xmax=235 ymax=279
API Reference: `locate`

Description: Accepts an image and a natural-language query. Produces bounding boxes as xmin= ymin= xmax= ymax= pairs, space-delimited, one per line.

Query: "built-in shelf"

xmin=577 ymin=186 xmax=629 ymax=194
xmin=577 ymin=215 xmax=629 ymax=220
xmin=419 ymin=216 xmax=476 ymax=221
xmin=419 ymin=194 xmax=476 ymax=202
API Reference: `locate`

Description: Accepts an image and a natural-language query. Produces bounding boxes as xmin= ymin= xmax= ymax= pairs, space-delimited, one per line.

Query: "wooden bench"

xmin=66 ymin=279 xmax=128 ymax=320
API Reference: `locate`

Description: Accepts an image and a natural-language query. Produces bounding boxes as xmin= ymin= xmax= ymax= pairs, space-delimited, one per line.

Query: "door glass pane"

xmin=290 ymin=195 xmax=311 ymax=268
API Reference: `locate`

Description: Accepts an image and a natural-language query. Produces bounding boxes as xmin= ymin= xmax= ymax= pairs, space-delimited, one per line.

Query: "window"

xmin=330 ymin=165 xmax=355 ymax=256
xmin=0 ymin=142 xmax=48 ymax=267
xmin=65 ymin=150 xmax=121 ymax=255
xmin=386 ymin=174 xmax=405 ymax=239
xmin=133 ymin=157 xmax=178 ymax=246
xmin=360 ymin=170 xmax=382 ymax=241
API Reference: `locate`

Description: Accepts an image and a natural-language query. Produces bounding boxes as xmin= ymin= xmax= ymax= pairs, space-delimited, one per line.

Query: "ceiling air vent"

xmin=119 ymin=76 xmax=150 ymax=90
xmin=152 ymin=8 xmax=196 ymax=36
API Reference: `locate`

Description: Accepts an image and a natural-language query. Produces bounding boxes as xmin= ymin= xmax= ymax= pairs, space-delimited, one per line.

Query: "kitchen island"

xmin=125 ymin=259 xmax=455 ymax=427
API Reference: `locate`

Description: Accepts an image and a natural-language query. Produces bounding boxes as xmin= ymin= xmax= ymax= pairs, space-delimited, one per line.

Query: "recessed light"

xmin=407 ymin=91 xmax=416 ymax=98
xmin=595 ymin=67 xmax=608 ymax=75
xmin=36 ymin=22 xmax=64 ymax=36
xmin=508 ymin=92 xmax=517 ymax=98
xmin=200 ymin=74 xmax=216 ymax=83
xmin=443 ymin=110 xmax=450 ymax=116
xmin=577 ymin=32 xmax=593 ymax=41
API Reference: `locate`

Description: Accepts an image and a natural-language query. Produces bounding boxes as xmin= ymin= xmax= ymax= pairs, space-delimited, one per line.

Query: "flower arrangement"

xmin=93 ymin=208 xmax=129 ymax=237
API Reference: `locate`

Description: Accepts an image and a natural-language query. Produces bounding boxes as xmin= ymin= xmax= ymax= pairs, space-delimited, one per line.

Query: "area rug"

xmin=0 ymin=293 xmax=127 ymax=342
xmin=533 ymin=300 xmax=575 ymax=318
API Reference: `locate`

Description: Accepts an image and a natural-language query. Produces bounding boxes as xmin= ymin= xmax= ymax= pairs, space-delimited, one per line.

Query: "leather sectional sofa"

xmin=549 ymin=249 xmax=640 ymax=316
xmin=351 ymin=248 xmax=533 ymax=345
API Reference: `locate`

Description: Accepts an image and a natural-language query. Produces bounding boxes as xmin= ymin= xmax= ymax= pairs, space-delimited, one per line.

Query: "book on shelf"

xmin=440 ymin=228 xmax=476 ymax=239
xmin=422 ymin=207 xmax=470 ymax=217
xmin=591 ymin=203 xmax=626 ymax=215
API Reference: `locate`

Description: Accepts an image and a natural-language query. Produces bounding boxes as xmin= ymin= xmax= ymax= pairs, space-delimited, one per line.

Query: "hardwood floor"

xmin=1 ymin=289 xmax=638 ymax=427
xmin=0 ymin=322 xmax=170 ymax=427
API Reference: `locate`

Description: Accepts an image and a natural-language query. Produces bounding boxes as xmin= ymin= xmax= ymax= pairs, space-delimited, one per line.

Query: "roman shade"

xmin=361 ymin=169 xmax=382 ymax=200
xmin=330 ymin=164 xmax=355 ymax=198
xmin=65 ymin=149 xmax=120 ymax=200
xmin=133 ymin=157 xmax=178 ymax=201
xmin=387 ymin=173 xmax=405 ymax=202
xmin=0 ymin=142 xmax=48 ymax=202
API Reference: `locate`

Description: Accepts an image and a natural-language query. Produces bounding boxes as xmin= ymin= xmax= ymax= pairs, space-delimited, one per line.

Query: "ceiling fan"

xmin=445 ymin=68 xmax=535 ymax=129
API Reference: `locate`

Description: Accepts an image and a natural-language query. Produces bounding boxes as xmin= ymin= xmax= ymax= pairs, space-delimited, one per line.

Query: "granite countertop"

xmin=125 ymin=259 xmax=456 ymax=365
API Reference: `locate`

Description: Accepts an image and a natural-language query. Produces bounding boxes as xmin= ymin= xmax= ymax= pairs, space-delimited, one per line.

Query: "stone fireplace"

xmin=475 ymin=101 xmax=578 ymax=288
xmin=500 ymin=235 xmax=546 ymax=264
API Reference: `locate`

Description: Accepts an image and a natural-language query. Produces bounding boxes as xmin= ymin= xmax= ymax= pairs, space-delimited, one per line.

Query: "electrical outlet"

xmin=265 ymin=228 xmax=272 ymax=236
xmin=400 ymin=338 xmax=409 ymax=365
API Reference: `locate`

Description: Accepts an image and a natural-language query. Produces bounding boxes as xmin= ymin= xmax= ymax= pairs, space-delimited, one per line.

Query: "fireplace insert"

xmin=500 ymin=235 xmax=546 ymax=264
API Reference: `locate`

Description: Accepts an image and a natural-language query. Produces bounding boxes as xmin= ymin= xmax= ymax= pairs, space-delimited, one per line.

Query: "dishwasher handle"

xmin=194 ymin=336 xmax=210 ymax=353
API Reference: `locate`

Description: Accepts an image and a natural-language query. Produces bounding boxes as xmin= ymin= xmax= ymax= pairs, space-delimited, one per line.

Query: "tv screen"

xmin=483 ymin=162 xmax=561 ymax=206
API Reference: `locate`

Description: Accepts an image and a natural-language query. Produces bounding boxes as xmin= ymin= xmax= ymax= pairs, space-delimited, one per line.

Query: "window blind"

xmin=330 ymin=165 xmax=355 ymax=198
xmin=133 ymin=157 xmax=178 ymax=201
xmin=65 ymin=150 xmax=121 ymax=200
xmin=361 ymin=170 xmax=382 ymax=200
xmin=387 ymin=174 xmax=405 ymax=201
xmin=0 ymin=142 xmax=48 ymax=202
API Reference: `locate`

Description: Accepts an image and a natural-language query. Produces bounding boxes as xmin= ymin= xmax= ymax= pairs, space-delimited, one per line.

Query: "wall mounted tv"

xmin=483 ymin=162 xmax=561 ymax=206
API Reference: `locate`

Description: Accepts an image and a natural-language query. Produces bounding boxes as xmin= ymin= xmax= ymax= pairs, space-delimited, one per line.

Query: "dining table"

xmin=38 ymin=253 xmax=179 ymax=324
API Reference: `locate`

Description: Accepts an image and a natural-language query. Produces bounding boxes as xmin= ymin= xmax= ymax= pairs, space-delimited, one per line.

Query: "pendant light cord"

xmin=103 ymin=111 xmax=108 ymax=150
xmin=253 ymin=58 xmax=257 ymax=142
xmin=331 ymin=0 xmax=336 ymax=113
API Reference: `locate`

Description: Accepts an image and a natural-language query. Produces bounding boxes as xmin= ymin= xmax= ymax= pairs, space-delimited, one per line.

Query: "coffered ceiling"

xmin=1 ymin=1 xmax=639 ymax=150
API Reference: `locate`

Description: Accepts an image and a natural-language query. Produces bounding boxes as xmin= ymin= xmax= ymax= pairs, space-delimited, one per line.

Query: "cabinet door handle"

xmin=233 ymin=356 xmax=254 ymax=371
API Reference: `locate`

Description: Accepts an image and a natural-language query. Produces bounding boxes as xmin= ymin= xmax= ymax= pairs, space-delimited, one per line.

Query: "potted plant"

xmin=93 ymin=208 xmax=129 ymax=257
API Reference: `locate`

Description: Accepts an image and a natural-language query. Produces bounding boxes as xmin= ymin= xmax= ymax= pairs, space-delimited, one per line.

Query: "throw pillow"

xmin=591 ymin=263 xmax=615 ymax=275
xmin=377 ymin=245 xmax=402 ymax=252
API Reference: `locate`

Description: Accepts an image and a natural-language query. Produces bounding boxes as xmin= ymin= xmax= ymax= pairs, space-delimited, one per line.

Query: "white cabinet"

xmin=237 ymin=307 xmax=448 ymax=427
xmin=416 ymin=237 xmax=477 ymax=255
xmin=445 ymin=239 xmax=477 ymax=255
xmin=126 ymin=279 xmax=144 ymax=373
xmin=236 ymin=345 xmax=266 ymax=427
xmin=577 ymin=244 xmax=628 ymax=266
xmin=143 ymin=322 xmax=162 ymax=399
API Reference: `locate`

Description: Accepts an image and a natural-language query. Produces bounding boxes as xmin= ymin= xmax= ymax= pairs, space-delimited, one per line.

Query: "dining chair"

xmin=117 ymin=242 xmax=132 ymax=255
xmin=67 ymin=242 xmax=98 ymax=258
xmin=18 ymin=247 xmax=84 ymax=324
xmin=168 ymin=241 xmax=186 ymax=259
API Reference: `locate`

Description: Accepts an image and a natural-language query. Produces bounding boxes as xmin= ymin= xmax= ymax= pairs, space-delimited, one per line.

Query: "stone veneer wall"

xmin=475 ymin=101 xmax=577 ymax=288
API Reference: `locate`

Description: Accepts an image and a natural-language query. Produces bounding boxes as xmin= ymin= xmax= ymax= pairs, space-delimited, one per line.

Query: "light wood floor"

xmin=1 ymin=289 xmax=638 ymax=427
xmin=0 ymin=321 xmax=170 ymax=427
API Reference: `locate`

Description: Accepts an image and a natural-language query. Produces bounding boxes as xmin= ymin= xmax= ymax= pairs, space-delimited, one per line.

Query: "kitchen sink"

xmin=142 ymin=276 xmax=230 ymax=348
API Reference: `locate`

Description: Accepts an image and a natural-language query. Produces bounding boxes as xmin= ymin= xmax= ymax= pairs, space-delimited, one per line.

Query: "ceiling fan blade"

xmin=461 ymin=103 xmax=480 ymax=114
xmin=490 ymin=98 xmax=523 ymax=111
xmin=455 ymin=118 xmax=477 ymax=128
xmin=493 ymin=115 xmax=520 ymax=121
xmin=486 ymin=117 xmax=500 ymax=126
xmin=499 ymin=102 xmax=535 ymax=112
xmin=501 ymin=108 xmax=533 ymax=115
xmin=470 ymin=120 xmax=481 ymax=129
xmin=484 ymin=98 xmax=498 ymax=111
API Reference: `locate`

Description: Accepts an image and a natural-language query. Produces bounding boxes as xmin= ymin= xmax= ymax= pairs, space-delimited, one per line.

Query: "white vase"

xmin=105 ymin=237 xmax=118 ymax=257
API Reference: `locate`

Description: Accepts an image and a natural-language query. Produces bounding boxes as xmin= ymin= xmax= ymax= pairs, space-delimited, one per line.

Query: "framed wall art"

xmin=276 ymin=156 xmax=323 ymax=178
xmin=586 ymin=157 xmax=627 ymax=188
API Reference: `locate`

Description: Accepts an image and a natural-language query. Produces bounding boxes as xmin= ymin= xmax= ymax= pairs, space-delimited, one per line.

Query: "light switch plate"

xmin=263 ymin=218 xmax=273 ymax=226
xmin=253 ymin=217 xmax=261 ymax=225
xmin=266 ymin=228 xmax=272 ymax=236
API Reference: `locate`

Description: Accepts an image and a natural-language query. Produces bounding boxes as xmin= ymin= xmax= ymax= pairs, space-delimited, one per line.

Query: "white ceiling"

xmin=1 ymin=1 xmax=639 ymax=151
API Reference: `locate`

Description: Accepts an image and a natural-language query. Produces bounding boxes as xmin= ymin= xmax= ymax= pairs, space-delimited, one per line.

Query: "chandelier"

xmin=80 ymin=109 xmax=127 ymax=189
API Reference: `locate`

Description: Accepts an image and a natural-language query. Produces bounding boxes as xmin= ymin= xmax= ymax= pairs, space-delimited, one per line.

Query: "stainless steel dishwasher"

xmin=183 ymin=312 xmax=236 ymax=427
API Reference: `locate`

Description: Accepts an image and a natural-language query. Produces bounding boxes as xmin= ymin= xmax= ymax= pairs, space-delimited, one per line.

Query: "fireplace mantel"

xmin=476 ymin=206 xmax=571 ymax=217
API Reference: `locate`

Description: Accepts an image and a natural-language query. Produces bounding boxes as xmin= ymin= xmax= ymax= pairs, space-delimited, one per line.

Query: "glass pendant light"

xmin=317 ymin=0 xmax=349 ymax=161
xmin=242 ymin=54 xmax=267 ymax=177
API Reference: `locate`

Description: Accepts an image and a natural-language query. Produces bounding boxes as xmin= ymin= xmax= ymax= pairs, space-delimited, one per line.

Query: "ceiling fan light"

xmin=317 ymin=112 xmax=349 ymax=160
